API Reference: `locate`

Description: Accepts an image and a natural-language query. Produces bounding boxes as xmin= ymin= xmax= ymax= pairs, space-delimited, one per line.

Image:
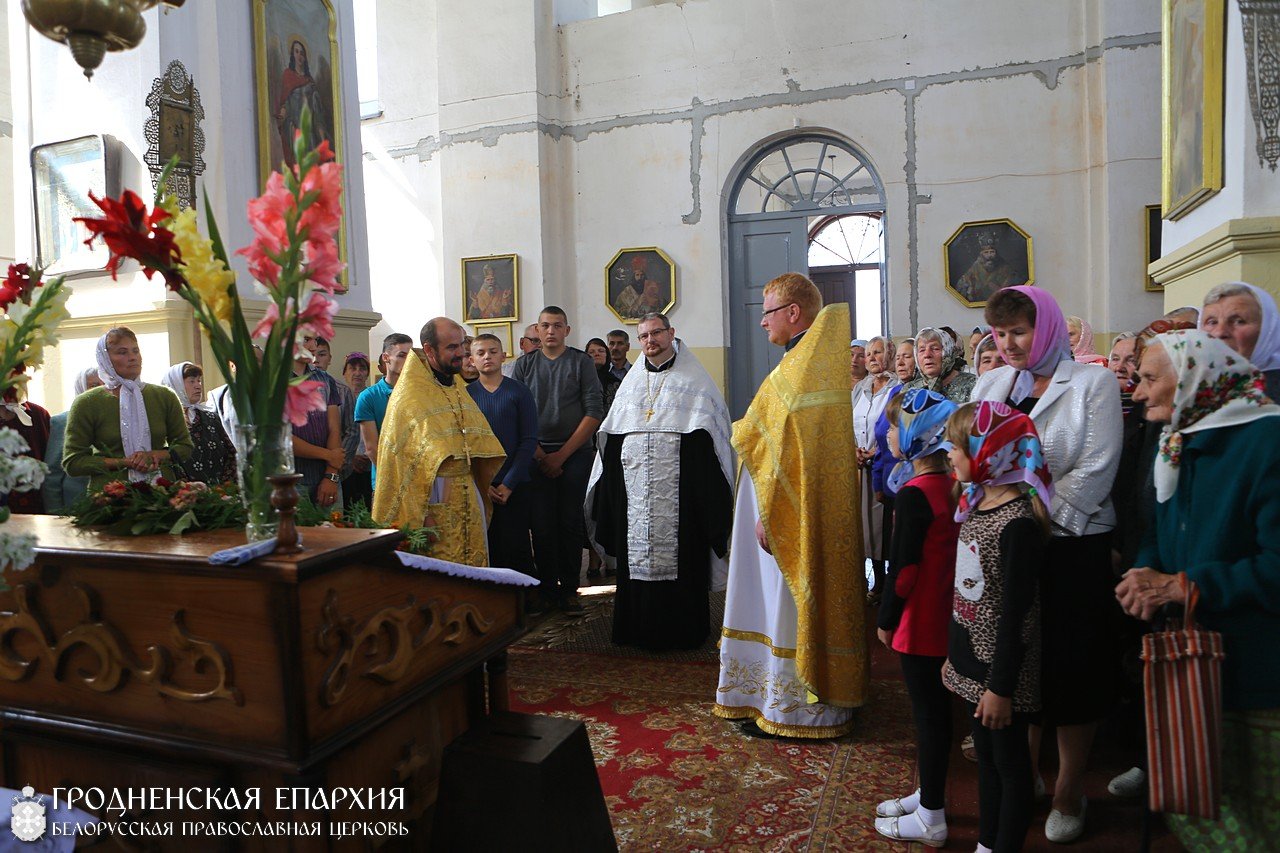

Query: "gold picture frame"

xmin=1162 ymin=0 xmax=1225 ymax=220
xmin=252 ymin=0 xmax=347 ymax=289
xmin=942 ymin=218 xmax=1034 ymax=309
xmin=461 ymin=253 xmax=519 ymax=323
xmin=1145 ymin=204 xmax=1164 ymax=292
xmin=471 ymin=322 xmax=514 ymax=358
xmin=605 ymin=247 xmax=677 ymax=325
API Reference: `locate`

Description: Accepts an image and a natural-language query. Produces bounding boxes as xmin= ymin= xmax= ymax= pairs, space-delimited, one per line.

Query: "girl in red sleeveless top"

xmin=874 ymin=389 xmax=961 ymax=848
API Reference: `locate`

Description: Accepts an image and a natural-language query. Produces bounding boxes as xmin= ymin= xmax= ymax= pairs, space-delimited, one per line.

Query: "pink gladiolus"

xmin=239 ymin=172 xmax=292 ymax=286
xmin=299 ymin=161 xmax=343 ymax=238
xmin=298 ymin=292 xmax=338 ymax=341
xmin=303 ymin=237 xmax=345 ymax=293
xmin=250 ymin=301 xmax=281 ymax=341
xmin=284 ymin=379 xmax=327 ymax=427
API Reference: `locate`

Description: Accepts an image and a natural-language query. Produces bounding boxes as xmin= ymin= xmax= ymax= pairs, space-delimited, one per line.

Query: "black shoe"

xmin=524 ymin=595 xmax=550 ymax=615
xmin=561 ymin=595 xmax=585 ymax=616
xmin=738 ymin=719 xmax=780 ymax=739
xmin=586 ymin=568 xmax=602 ymax=579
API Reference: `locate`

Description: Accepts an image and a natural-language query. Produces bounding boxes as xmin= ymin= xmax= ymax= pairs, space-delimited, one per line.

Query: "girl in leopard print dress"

xmin=943 ymin=401 xmax=1053 ymax=853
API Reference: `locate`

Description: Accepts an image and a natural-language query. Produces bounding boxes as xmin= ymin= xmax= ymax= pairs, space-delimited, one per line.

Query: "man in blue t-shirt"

xmin=467 ymin=333 xmax=539 ymax=586
xmin=354 ymin=332 xmax=414 ymax=489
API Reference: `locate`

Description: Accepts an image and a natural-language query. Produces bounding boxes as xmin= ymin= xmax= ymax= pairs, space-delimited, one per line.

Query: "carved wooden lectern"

xmin=0 ymin=516 xmax=525 ymax=847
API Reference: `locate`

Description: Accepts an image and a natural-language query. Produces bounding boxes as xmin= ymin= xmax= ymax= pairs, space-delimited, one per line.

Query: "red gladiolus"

xmin=76 ymin=190 xmax=182 ymax=286
xmin=0 ymin=264 xmax=35 ymax=309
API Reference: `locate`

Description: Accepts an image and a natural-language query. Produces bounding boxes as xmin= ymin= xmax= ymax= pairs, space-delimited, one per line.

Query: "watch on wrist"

xmin=325 ymin=472 xmax=341 ymax=483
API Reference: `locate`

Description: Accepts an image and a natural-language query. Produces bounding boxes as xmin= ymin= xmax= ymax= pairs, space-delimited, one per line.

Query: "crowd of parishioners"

xmin=8 ymin=281 xmax=1277 ymax=851
xmin=24 ymin=312 xmax=635 ymax=622
xmin=860 ymin=281 xmax=1279 ymax=852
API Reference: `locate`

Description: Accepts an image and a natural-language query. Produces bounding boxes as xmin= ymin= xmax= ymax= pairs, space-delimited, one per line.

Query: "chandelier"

xmin=22 ymin=0 xmax=188 ymax=80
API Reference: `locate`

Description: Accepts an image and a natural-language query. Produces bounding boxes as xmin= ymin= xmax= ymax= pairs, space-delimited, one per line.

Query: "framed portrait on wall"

xmin=461 ymin=254 xmax=519 ymax=322
xmin=605 ymin=247 xmax=676 ymax=324
xmin=31 ymin=135 xmax=120 ymax=275
xmin=471 ymin=322 xmax=514 ymax=358
xmin=1162 ymin=0 xmax=1225 ymax=220
xmin=1145 ymin=204 xmax=1164 ymax=291
xmin=942 ymin=219 xmax=1034 ymax=308
xmin=252 ymin=0 xmax=347 ymax=287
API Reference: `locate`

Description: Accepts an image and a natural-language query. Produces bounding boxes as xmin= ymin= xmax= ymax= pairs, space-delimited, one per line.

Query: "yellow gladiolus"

xmin=167 ymin=207 xmax=235 ymax=323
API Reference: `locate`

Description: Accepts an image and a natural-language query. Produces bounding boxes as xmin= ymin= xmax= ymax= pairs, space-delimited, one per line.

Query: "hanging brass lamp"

xmin=22 ymin=0 xmax=188 ymax=80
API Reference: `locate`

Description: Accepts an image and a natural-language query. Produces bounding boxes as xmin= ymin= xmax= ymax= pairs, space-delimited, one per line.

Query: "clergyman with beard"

xmin=371 ymin=317 xmax=505 ymax=566
xmin=957 ymin=232 xmax=1024 ymax=303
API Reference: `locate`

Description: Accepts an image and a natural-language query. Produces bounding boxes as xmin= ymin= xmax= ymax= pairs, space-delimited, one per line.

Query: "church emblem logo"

xmin=10 ymin=786 xmax=46 ymax=843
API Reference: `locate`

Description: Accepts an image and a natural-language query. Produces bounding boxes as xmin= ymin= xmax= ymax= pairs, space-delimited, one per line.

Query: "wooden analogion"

xmin=0 ymin=516 xmax=525 ymax=848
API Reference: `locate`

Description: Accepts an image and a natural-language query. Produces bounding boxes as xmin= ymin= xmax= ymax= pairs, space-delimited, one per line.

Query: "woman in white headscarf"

xmin=162 ymin=362 xmax=236 ymax=485
xmin=1117 ymin=329 xmax=1280 ymax=853
xmin=1201 ymin=281 xmax=1280 ymax=399
xmin=852 ymin=335 xmax=896 ymax=599
xmin=42 ymin=368 xmax=103 ymax=511
xmin=63 ymin=328 xmax=193 ymax=490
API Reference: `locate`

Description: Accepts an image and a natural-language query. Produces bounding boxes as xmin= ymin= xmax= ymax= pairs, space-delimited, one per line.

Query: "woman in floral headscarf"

xmin=971 ymin=285 xmax=1123 ymax=843
xmin=1116 ymin=330 xmax=1280 ymax=852
xmin=906 ymin=327 xmax=976 ymax=403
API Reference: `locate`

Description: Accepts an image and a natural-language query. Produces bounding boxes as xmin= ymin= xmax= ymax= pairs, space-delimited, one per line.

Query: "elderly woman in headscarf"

xmin=63 ymin=328 xmax=193 ymax=490
xmin=1116 ymin=330 xmax=1280 ymax=852
xmin=1067 ymin=316 xmax=1107 ymax=366
xmin=966 ymin=325 xmax=991 ymax=373
xmin=906 ymin=327 xmax=976 ymax=403
xmin=161 ymin=362 xmax=235 ymax=486
xmin=971 ymin=285 xmax=1123 ymax=843
xmin=853 ymin=336 xmax=897 ymax=596
xmin=1201 ymin=281 xmax=1280 ymax=398
xmin=42 ymin=367 xmax=103 ymax=511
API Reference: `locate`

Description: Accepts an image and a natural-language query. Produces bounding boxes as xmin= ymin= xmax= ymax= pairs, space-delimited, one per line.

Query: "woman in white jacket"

xmin=970 ymin=285 xmax=1123 ymax=845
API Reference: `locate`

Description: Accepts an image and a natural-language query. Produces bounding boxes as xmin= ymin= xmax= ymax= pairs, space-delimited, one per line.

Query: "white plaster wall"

xmin=361 ymin=0 xmax=1163 ymax=361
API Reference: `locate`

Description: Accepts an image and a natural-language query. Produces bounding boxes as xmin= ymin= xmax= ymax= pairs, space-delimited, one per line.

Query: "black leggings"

xmin=899 ymin=654 xmax=951 ymax=810
xmin=968 ymin=706 xmax=1034 ymax=852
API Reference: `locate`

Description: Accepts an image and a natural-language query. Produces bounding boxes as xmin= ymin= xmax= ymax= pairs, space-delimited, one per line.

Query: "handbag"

xmin=1141 ymin=574 xmax=1225 ymax=819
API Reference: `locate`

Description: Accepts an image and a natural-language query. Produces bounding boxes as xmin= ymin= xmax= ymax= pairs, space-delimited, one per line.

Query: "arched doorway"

xmin=725 ymin=134 xmax=887 ymax=417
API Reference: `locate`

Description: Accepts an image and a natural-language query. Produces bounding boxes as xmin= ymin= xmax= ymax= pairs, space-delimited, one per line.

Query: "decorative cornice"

xmin=1149 ymin=216 xmax=1280 ymax=285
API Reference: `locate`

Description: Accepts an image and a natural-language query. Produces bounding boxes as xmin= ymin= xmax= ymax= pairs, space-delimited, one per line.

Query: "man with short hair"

xmin=512 ymin=306 xmax=605 ymax=613
xmin=503 ymin=324 xmax=542 ymax=378
xmin=467 ymin=334 xmax=539 ymax=581
xmin=715 ymin=273 xmax=868 ymax=738
xmin=372 ymin=319 xmax=505 ymax=566
xmin=587 ymin=313 xmax=733 ymax=649
xmin=460 ymin=335 xmax=480 ymax=383
xmin=606 ymin=330 xmax=631 ymax=382
xmin=313 ymin=338 xmax=334 ymax=373
xmin=355 ymin=333 xmax=413 ymax=491
xmin=291 ymin=334 xmax=344 ymax=510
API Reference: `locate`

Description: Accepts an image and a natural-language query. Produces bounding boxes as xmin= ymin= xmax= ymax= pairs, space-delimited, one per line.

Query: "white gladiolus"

xmin=0 ymin=428 xmax=30 ymax=457
xmin=0 ymin=531 xmax=36 ymax=571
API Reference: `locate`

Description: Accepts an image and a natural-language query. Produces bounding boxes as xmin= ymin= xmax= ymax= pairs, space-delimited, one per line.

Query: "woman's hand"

xmin=975 ymin=690 xmax=1012 ymax=730
xmin=755 ymin=518 xmax=772 ymax=555
xmin=1116 ymin=568 xmax=1184 ymax=621
xmin=876 ymin=628 xmax=894 ymax=650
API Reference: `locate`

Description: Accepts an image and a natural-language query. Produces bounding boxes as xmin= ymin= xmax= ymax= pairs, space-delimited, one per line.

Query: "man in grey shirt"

xmin=512 ymin=306 xmax=604 ymax=614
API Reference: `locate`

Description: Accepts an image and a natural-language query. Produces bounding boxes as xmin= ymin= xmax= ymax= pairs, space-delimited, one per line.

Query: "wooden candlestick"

xmin=268 ymin=472 xmax=305 ymax=555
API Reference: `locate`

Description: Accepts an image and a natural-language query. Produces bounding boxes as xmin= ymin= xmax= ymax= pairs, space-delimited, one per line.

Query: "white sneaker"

xmin=1045 ymin=796 xmax=1087 ymax=843
xmin=875 ymin=789 xmax=920 ymax=818
xmin=874 ymin=814 xmax=948 ymax=848
xmin=1107 ymin=766 xmax=1146 ymax=797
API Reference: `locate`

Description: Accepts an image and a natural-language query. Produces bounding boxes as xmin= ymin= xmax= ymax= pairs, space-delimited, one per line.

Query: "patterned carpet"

xmin=509 ymin=594 xmax=920 ymax=852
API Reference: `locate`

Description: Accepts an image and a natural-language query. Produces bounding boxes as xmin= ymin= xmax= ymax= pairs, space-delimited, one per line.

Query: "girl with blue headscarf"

xmin=874 ymin=389 xmax=961 ymax=848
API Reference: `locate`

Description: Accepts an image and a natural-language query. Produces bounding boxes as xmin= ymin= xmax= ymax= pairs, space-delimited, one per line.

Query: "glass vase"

xmin=233 ymin=423 xmax=295 ymax=542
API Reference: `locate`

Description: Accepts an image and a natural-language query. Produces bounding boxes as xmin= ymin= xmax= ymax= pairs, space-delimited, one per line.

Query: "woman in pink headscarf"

xmin=970 ymin=285 xmax=1123 ymax=844
xmin=1067 ymin=316 xmax=1107 ymax=366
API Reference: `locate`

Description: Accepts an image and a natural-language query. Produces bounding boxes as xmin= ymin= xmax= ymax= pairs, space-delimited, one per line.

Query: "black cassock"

xmin=592 ymin=429 xmax=733 ymax=650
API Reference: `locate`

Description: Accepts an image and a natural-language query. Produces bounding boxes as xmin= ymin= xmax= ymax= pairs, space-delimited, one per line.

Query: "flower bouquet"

xmin=67 ymin=478 xmax=246 ymax=536
xmin=0 ymin=263 xmax=70 ymax=586
xmin=77 ymin=108 xmax=341 ymax=542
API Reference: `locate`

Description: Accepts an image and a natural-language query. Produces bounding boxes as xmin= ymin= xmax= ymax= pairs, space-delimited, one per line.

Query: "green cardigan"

xmin=1135 ymin=416 xmax=1280 ymax=711
xmin=63 ymin=385 xmax=195 ymax=490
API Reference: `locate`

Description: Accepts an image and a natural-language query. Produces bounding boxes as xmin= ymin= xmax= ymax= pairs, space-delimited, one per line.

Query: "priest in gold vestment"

xmin=372 ymin=318 xmax=505 ymax=566
xmin=715 ymin=275 xmax=868 ymax=738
